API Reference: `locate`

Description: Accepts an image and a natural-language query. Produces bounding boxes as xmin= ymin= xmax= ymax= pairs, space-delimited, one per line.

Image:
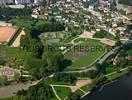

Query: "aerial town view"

xmin=0 ymin=0 xmax=131 ymax=100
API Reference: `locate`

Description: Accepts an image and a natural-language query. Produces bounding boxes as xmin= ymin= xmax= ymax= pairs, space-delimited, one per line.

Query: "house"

xmin=0 ymin=66 xmax=15 ymax=81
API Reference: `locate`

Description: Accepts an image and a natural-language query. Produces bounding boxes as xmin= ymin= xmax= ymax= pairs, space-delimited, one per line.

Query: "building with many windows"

xmin=15 ymin=0 xmax=31 ymax=4
xmin=0 ymin=0 xmax=14 ymax=4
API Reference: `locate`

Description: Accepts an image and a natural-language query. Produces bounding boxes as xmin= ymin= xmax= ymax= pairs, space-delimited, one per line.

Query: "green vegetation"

xmin=74 ymin=89 xmax=84 ymax=96
xmin=16 ymin=77 xmax=74 ymax=100
xmin=81 ymin=84 xmax=93 ymax=92
xmin=5 ymin=47 xmax=33 ymax=67
xmin=74 ymin=38 xmax=86 ymax=43
xmin=10 ymin=18 xmax=65 ymax=38
xmin=0 ymin=76 xmax=8 ymax=86
xmin=21 ymin=81 xmax=54 ymax=100
xmin=10 ymin=18 xmax=36 ymax=28
xmin=0 ymin=57 xmax=6 ymax=65
xmin=105 ymin=64 xmax=118 ymax=74
xmin=127 ymin=50 xmax=132 ymax=56
xmin=0 ymin=96 xmax=25 ymax=100
xmin=118 ymin=0 xmax=132 ymax=6
xmin=93 ymin=30 xmax=115 ymax=40
xmin=0 ymin=6 xmax=32 ymax=21
xmin=53 ymin=73 xmax=77 ymax=85
xmin=54 ymin=86 xmax=72 ymax=100
xmin=65 ymin=39 xmax=107 ymax=69
xmin=107 ymin=69 xmax=129 ymax=80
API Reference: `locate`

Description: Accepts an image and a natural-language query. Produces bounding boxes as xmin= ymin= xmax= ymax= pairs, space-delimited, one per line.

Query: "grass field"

xmin=44 ymin=78 xmax=71 ymax=85
xmin=65 ymin=39 xmax=108 ymax=69
xmin=93 ymin=30 xmax=115 ymax=40
xmin=5 ymin=47 xmax=33 ymax=60
xmin=0 ymin=46 xmax=33 ymax=68
xmin=0 ymin=96 xmax=25 ymax=100
xmin=127 ymin=50 xmax=132 ymax=56
xmin=54 ymin=86 xmax=71 ymax=100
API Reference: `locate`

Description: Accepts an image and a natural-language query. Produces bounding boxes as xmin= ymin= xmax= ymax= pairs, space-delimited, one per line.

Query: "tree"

xmin=29 ymin=39 xmax=44 ymax=58
xmin=115 ymin=30 xmax=122 ymax=46
xmin=25 ymin=81 xmax=54 ymax=100
xmin=25 ymin=58 xmax=46 ymax=79
xmin=20 ymin=35 xmax=30 ymax=51
xmin=14 ymin=72 xmax=21 ymax=82
xmin=42 ymin=51 xmax=64 ymax=72
xmin=0 ymin=75 xmax=8 ymax=86
xmin=93 ymin=76 xmax=108 ymax=88
xmin=0 ymin=57 xmax=5 ymax=65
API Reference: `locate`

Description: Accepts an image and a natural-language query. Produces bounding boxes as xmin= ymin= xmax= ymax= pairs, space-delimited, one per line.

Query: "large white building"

xmin=15 ymin=0 xmax=31 ymax=4
xmin=0 ymin=0 xmax=46 ymax=4
xmin=34 ymin=0 xmax=44 ymax=4
xmin=0 ymin=0 xmax=14 ymax=4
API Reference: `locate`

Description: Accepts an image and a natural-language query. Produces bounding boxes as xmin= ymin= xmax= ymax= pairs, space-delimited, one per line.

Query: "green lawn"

xmin=118 ymin=0 xmax=132 ymax=5
xmin=0 ymin=96 xmax=25 ymax=100
xmin=44 ymin=78 xmax=71 ymax=85
xmin=81 ymin=84 xmax=93 ymax=92
xmin=54 ymin=86 xmax=71 ymax=100
xmin=5 ymin=47 xmax=33 ymax=60
xmin=65 ymin=39 xmax=108 ymax=69
xmin=1 ymin=47 xmax=33 ymax=68
xmin=127 ymin=50 xmax=132 ymax=56
xmin=93 ymin=30 xmax=115 ymax=40
xmin=73 ymin=38 xmax=86 ymax=43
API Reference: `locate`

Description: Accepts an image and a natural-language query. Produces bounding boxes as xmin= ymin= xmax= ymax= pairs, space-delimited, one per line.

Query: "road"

xmin=0 ymin=80 xmax=41 ymax=98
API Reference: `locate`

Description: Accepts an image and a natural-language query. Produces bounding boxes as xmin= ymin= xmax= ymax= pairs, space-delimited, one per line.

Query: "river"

xmin=82 ymin=73 xmax=132 ymax=100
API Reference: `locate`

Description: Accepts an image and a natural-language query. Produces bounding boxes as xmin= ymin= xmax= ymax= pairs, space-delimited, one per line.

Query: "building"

xmin=15 ymin=0 xmax=31 ymax=4
xmin=0 ymin=66 xmax=15 ymax=81
xmin=0 ymin=0 xmax=14 ymax=4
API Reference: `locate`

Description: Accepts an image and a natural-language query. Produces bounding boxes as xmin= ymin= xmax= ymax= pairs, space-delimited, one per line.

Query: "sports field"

xmin=0 ymin=26 xmax=17 ymax=43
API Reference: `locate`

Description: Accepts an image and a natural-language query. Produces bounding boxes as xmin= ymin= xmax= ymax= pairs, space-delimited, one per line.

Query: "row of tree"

xmin=0 ymin=6 xmax=32 ymax=20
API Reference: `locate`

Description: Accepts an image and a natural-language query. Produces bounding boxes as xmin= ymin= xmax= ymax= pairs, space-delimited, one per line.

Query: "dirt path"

xmin=50 ymin=85 xmax=61 ymax=100
xmin=79 ymin=31 xmax=94 ymax=38
xmin=51 ymin=79 xmax=92 ymax=93
xmin=12 ymin=29 xmax=26 ymax=47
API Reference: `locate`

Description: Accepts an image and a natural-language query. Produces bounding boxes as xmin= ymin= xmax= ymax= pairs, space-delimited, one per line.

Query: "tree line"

xmin=0 ymin=6 xmax=32 ymax=21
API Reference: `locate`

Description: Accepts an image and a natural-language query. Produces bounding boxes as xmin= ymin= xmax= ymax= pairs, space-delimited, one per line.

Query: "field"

xmin=54 ymin=86 xmax=71 ymax=100
xmin=65 ymin=39 xmax=108 ymax=69
xmin=93 ymin=30 xmax=115 ymax=40
xmin=5 ymin=47 xmax=32 ymax=60
xmin=0 ymin=26 xmax=17 ymax=43
xmin=118 ymin=0 xmax=132 ymax=6
xmin=0 ymin=96 xmax=25 ymax=100
xmin=0 ymin=46 xmax=33 ymax=68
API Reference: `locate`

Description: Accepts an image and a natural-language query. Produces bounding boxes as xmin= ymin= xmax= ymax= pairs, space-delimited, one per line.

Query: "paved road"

xmin=0 ymin=80 xmax=41 ymax=98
